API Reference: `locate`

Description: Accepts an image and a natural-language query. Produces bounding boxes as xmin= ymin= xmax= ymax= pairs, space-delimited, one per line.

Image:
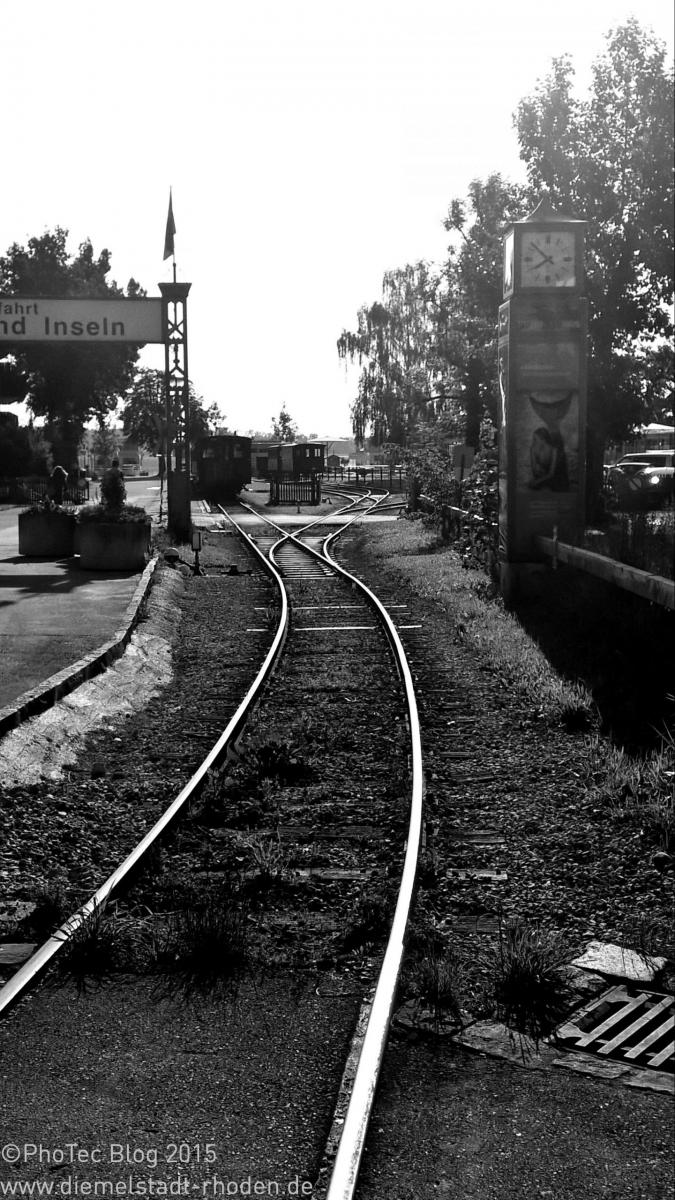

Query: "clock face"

xmin=520 ymin=229 xmax=576 ymax=287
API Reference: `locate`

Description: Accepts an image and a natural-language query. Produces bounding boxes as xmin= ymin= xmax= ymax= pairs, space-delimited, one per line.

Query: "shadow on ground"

xmin=511 ymin=564 xmax=675 ymax=752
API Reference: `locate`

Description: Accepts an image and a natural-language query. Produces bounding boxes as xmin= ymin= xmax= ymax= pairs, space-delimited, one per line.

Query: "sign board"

xmin=0 ymin=297 xmax=163 ymax=343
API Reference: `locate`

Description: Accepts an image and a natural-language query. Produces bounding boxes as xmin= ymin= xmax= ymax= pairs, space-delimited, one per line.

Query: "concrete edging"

xmin=0 ymin=556 xmax=159 ymax=738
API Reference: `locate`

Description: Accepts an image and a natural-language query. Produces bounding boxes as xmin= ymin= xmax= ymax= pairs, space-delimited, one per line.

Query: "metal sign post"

xmin=160 ymin=282 xmax=192 ymax=543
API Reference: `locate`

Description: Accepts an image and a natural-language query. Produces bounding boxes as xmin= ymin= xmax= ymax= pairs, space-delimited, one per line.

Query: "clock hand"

xmin=529 ymin=242 xmax=554 ymax=265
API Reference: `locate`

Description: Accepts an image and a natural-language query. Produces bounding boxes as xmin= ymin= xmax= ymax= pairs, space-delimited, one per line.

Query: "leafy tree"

xmin=337 ymin=263 xmax=446 ymax=448
xmin=272 ymin=407 xmax=298 ymax=442
xmin=90 ymin=423 xmax=123 ymax=469
xmin=515 ymin=19 xmax=674 ymax=495
xmin=121 ymin=367 xmax=220 ymax=453
xmin=0 ymin=228 xmax=144 ymax=468
xmin=441 ymin=175 xmax=530 ymax=446
xmin=0 ymin=420 xmax=51 ymax=476
xmin=338 ymin=182 xmax=528 ymax=453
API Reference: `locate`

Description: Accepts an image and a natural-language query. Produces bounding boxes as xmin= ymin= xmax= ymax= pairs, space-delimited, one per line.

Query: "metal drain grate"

xmin=557 ymin=985 xmax=674 ymax=1073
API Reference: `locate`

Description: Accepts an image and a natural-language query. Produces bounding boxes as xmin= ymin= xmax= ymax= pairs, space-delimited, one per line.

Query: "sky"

xmin=1 ymin=0 xmax=673 ymax=439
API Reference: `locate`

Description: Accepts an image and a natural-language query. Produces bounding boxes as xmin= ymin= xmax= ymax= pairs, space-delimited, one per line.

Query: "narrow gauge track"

xmin=0 ymin=495 xmax=424 ymax=1200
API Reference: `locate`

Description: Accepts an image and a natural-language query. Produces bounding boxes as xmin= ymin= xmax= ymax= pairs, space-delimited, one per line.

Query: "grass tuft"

xmin=156 ymin=880 xmax=250 ymax=1000
xmin=479 ymin=917 xmax=572 ymax=1049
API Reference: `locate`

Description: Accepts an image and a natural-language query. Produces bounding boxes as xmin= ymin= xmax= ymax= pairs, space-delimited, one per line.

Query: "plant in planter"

xmin=75 ymin=497 xmax=151 ymax=571
xmin=18 ymin=499 xmax=77 ymax=557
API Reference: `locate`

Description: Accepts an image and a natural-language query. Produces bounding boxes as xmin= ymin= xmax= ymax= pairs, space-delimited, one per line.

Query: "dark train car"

xmin=267 ymin=442 xmax=326 ymax=479
xmin=195 ymin=434 xmax=252 ymax=500
xmin=250 ymin=441 xmax=273 ymax=479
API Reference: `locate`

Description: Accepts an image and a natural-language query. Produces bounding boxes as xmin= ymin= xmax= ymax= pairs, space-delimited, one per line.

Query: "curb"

xmin=0 ymin=557 xmax=159 ymax=739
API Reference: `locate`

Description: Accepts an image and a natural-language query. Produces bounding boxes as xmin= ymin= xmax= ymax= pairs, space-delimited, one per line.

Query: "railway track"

xmin=0 ymin=494 xmax=423 ymax=1200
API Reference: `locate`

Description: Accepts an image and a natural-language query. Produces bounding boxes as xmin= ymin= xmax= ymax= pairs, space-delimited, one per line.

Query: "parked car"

xmin=606 ymin=451 xmax=674 ymax=509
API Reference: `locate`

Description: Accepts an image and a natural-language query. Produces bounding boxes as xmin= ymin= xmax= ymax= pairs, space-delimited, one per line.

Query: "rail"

xmin=320 ymin=504 xmax=424 ymax=1200
xmin=536 ymin=532 xmax=674 ymax=609
xmin=0 ymin=523 xmax=288 ymax=1017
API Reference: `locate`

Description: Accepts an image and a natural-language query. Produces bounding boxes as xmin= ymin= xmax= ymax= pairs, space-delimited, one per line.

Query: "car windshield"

xmin=620 ymin=454 xmax=671 ymax=467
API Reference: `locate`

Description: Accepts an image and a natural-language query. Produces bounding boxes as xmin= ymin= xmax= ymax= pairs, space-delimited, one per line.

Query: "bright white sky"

xmin=1 ymin=0 xmax=673 ymax=438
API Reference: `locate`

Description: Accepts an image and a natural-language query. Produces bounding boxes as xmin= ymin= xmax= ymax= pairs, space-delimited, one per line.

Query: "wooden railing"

xmin=536 ymin=532 xmax=674 ymax=610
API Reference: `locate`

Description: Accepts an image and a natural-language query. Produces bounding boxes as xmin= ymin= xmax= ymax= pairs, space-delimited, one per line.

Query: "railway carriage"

xmin=195 ymin=434 xmax=252 ymax=500
xmin=267 ymin=441 xmax=326 ymax=479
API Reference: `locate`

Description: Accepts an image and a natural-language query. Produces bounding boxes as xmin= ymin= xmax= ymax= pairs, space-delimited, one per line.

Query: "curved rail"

xmin=321 ymin=509 xmax=424 ymax=1200
xmin=0 ymin=524 xmax=288 ymax=1017
xmin=2 ymin=497 xmax=425 ymax=1200
xmin=236 ymin=494 xmax=426 ymax=1197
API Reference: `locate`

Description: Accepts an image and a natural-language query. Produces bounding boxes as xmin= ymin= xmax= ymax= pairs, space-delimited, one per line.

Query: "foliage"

xmin=20 ymin=501 xmax=76 ymax=518
xmin=338 ymin=19 xmax=673 ymax=525
xmin=337 ymin=182 xmax=530 ymax=451
xmin=478 ymin=918 xmax=573 ymax=1048
xmin=90 ymin=422 xmax=123 ymax=468
xmin=122 ymin=367 xmax=220 ymax=452
xmin=515 ymin=20 xmax=674 ymax=452
xmin=0 ymin=420 xmax=52 ymax=476
xmin=271 ymin=406 xmax=298 ymax=442
xmin=156 ymin=880 xmax=249 ymax=999
xmin=0 ymin=228 xmax=144 ymax=466
xmin=76 ymin=502 xmax=149 ymax=524
xmin=99 ymin=464 xmax=127 ymax=510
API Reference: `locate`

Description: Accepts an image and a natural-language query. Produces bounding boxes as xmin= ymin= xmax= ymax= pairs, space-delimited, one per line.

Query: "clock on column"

xmin=503 ymin=194 xmax=585 ymax=298
xmin=520 ymin=229 xmax=576 ymax=288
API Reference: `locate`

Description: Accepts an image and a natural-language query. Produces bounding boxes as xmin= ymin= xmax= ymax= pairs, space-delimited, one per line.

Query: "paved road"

xmin=0 ymin=480 xmax=162 ymax=711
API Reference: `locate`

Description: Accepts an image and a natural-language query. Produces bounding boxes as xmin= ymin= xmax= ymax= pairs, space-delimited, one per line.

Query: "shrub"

xmin=76 ymin=502 xmax=150 ymax=524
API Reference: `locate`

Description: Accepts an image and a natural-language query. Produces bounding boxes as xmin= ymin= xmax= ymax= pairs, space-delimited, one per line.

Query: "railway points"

xmin=0 ymin=487 xmax=672 ymax=1200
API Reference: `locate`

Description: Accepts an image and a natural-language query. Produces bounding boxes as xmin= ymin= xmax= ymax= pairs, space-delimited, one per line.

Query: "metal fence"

xmin=323 ymin=466 xmax=408 ymax=489
xmin=0 ymin=476 xmax=90 ymax=505
xmin=269 ymin=476 xmax=321 ymax=505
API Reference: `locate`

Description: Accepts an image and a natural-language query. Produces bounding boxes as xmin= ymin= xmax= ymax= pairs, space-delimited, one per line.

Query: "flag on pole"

xmin=163 ymin=189 xmax=176 ymax=260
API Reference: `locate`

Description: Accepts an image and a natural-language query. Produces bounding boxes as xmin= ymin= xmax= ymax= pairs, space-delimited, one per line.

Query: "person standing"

xmin=49 ymin=464 xmax=69 ymax=505
xmin=100 ymin=458 xmax=126 ymax=509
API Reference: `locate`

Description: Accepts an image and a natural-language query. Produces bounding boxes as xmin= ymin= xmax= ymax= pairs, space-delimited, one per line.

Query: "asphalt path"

xmin=0 ymin=479 xmax=162 ymax=710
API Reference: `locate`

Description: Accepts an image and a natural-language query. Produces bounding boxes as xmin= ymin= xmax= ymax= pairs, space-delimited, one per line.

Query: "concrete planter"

xmin=18 ymin=510 xmax=76 ymax=557
xmin=76 ymin=520 xmax=151 ymax=570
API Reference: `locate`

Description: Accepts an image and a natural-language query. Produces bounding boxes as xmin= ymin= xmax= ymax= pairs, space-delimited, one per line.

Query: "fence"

xmin=269 ymin=476 xmax=321 ymax=505
xmin=536 ymin=532 xmax=674 ymax=610
xmin=323 ymin=465 xmax=408 ymax=490
xmin=0 ymin=476 xmax=90 ymax=505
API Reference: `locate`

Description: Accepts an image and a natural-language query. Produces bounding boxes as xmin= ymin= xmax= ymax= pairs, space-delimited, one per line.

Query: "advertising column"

xmin=498 ymin=197 xmax=587 ymax=594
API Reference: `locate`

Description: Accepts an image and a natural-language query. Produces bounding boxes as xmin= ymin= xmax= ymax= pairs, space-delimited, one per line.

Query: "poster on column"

xmin=513 ymin=386 xmax=581 ymax=548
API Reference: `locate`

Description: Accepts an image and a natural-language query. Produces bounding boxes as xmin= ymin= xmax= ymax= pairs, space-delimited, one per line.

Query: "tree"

xmin=271 ymin=407 xmax=298 ymax=442
xmin=121 ymin=367 xmax=220 ymax=453
xmin=441 ymin=175 xmax=529 ymax=446
xmin=90 ymin=423 xmax=123 ymax=469
xmin=337 ymin=262 xmax=449 ymax=448
xmin=337 ymin=183 xmax=528 ymax=452
xmin=0 ymin=420 xmax=51 ymax=477
xmin=515 ymin=19 xmax=674 ymax=494
xmin=0 ymin=228 xmax=144 ymax=467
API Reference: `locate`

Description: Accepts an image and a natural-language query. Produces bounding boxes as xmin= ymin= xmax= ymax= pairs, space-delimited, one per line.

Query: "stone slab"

xmin=572 ymin=940 xmax=667 ymax=983
xmin=0 ymin=943 xmax=37 ymax=966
